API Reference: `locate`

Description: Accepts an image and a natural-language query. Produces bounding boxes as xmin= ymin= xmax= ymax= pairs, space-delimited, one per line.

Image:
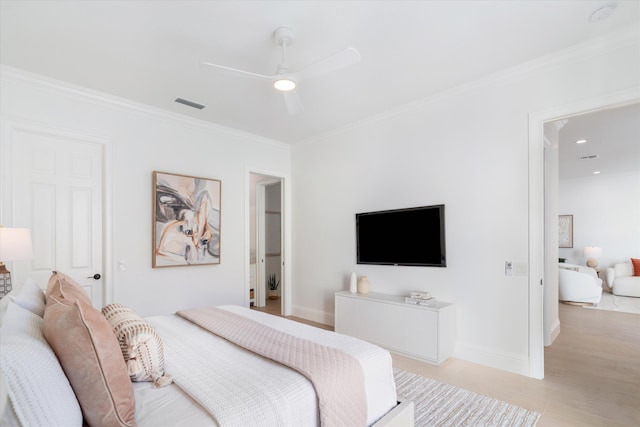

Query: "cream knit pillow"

xmin=102 ymin=303 xmax=172 ymax=388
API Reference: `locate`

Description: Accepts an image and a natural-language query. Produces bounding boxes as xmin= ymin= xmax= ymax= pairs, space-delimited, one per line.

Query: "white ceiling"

xmin=1 ymin=0 xmax=639 ymax=153
xmin=558 ymin=102 xmax=640 ymax=180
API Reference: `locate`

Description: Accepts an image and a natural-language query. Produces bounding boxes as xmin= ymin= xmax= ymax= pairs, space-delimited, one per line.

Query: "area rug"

xmin=394 ymin=368 xmax=540 ymax=427
xmin=583 ymin=291 xmax=640 ymax=314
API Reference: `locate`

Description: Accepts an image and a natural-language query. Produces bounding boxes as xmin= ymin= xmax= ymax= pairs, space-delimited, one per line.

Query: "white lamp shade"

xmin=0 ymin=228 xmax=34 ymax=261
xmin=583 ymin=246 xmax=602 ymax=258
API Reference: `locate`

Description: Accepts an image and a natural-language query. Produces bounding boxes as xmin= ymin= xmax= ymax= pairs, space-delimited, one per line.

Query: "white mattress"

xmin=138 ymin=306 xmax=397 ymax=426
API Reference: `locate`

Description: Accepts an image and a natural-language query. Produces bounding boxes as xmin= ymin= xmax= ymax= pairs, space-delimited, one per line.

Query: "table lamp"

xmin=583 ymin=246 xmax=602 ymax=269
xmin=0 ymin=227 xmax=34 ymax=298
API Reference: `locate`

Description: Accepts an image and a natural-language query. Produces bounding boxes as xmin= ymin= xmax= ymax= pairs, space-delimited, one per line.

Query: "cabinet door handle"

xmin=87 ymin=274 xmax=101 ymax=280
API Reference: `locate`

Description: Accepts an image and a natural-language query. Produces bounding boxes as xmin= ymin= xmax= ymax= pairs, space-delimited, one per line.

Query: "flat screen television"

xmin=356 ymin=204 xmax=446 ymax=267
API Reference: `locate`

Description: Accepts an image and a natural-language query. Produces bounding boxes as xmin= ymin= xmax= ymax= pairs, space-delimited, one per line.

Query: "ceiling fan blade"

xmin=283 ymin=90 xmax=304 ymax=115
xmin=295 ymin=47 xmax=361 ymax=81
xmin=201 ymin=61 xmax=274 ymax=81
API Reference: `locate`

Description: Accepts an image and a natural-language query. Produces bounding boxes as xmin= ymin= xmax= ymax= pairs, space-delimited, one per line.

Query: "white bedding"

xmin=133 ymin=382 xmax=218 ymax=426
xmin=142 ymin=305 xmax=397 ymax=427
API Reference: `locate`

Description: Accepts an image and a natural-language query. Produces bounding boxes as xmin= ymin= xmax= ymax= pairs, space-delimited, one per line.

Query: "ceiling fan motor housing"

xmin=274 ymin=26 xmax=294 ymax=46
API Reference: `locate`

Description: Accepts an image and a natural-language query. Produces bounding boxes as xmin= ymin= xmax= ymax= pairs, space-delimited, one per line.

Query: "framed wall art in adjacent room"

xmin=153 ymin=171 xmax=221 ymax=267
xmin=558 ymin=214 xmax=573 ymax=248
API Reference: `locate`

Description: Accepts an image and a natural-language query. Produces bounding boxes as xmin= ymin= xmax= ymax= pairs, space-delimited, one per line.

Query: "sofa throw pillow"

xmin=43 ymin=295 xmax=137 ymax=427
xmin=631 ymin=258 xmax=640 ymax=276
xmin=102 ymin=303 xmax=172 ymax=388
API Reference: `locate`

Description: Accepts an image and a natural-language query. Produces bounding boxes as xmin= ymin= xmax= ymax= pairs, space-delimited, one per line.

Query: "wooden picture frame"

xmin=153 ymin=171 xmax=221 ymax=267
xmin=558 ymin=215 xmax=573 ymax=248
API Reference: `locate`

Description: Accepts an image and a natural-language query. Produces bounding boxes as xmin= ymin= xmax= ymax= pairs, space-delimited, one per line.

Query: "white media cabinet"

xmin=335 ymin=291 xmax=455 ymax=364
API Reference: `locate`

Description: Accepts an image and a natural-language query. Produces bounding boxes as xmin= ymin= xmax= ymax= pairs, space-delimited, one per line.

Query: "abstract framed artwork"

xmin=153 ymin=171 xmax=221 ymax=267
xmin=558 ymin=215 xmax=573 ymax=248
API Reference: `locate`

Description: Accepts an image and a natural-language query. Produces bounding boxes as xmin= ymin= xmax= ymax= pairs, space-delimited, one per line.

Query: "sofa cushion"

xmin=614 ymin=262 xmax=633 ymax=278
xmin=612 ymin=276 xmax=640 ymax=298
xmin=631 ymin=258 xmax=640 ymax=276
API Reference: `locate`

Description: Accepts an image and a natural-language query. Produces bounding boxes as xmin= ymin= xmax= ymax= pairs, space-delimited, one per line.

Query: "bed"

xmin=0 ymin=272 xmax=414 ymax=427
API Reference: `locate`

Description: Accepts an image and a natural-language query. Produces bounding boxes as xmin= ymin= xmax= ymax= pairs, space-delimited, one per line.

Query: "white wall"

xmin=291 ymin=29 xmax=640 ymax=374
xmin=559 ymin=171 xmax=640 ymax=269
xmin=1 ymin=28 xmax=637 ymax=377
xmin=0 ymin=68 xmax=291 ymax=317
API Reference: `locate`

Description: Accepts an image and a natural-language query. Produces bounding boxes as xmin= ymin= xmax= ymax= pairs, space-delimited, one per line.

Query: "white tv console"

xmin=335 ymin=291 xmax=455 ymax=365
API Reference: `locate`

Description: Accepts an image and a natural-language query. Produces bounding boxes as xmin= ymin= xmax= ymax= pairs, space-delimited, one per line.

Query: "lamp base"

xmin=586 ymin=258 xmax=598 ymax=269
xmin=0 ymin=263 xmax=12 ymax=299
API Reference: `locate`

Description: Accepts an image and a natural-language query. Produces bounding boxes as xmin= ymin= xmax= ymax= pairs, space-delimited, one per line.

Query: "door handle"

xmin=87 ymin=274 xmax=101 ymax=280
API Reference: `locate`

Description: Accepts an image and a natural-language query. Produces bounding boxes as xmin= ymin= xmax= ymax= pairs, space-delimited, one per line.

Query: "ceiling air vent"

xmin=174 ymin=97 xmax=205 ymax=110
xmin=579 ymin=155 xmax=599 ymax=160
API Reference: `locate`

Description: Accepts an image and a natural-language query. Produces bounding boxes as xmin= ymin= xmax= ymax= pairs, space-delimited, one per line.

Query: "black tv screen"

xmin=356 ymin=205 xmax=446 ymax=267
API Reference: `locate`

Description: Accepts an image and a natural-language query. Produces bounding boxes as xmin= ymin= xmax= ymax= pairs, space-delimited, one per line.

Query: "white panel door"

xmin=12 ymin=128 xmax=104 ymax=306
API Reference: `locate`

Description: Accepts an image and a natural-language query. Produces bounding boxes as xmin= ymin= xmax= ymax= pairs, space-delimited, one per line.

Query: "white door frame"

xmin=246 ymin=169 xmax=287 ymax=313
xmin=528 ymin=87 xmax=640 ymax=379
xmin=256 ymin=180 xmax=283 ymax=312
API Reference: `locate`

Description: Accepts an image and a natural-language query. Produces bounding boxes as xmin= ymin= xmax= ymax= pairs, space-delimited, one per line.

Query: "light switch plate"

xmin=514 ymin=262 xmax=528 ymax=276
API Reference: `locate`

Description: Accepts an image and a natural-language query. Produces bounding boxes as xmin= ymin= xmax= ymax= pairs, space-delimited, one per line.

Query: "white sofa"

xmin=558 ymin=263 xmax=603 ymax=304
xmin=606 ymin=262 xmax=640 ymax=297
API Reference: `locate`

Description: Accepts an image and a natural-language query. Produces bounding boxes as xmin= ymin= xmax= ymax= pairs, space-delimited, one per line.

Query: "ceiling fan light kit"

xmin=202 ymin=26 xmax=361 ymax=115
xmin=273 ymin=78 xmax=296 ymax=91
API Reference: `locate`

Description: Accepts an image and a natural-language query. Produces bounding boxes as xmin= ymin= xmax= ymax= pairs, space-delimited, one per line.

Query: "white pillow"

xmin=0 ymin=302 xmax=82 ymax=426
xmin=0 ymin=278 xmax=45 ymax=327
xmin=11 ymin=278 xmax=46 ymax=317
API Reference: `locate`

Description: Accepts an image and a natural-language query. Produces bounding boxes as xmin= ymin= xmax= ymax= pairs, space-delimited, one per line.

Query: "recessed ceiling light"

xmin=593 ymin=171 xmax=601 ymax=175
xmin=589 ymin=2 xmax=618 ymax=23
xmin=575 ymin=139 xmax=587 ymax=144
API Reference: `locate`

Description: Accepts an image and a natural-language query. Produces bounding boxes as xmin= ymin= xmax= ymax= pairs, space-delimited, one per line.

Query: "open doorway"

xmin=528 ymin=87 xmax=639 ymax=379
xmin=249 ymin=172 xmax=283 ymax=316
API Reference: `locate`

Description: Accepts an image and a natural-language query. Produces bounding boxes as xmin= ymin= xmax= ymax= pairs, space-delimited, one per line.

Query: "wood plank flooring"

xmin=256 ymin=301 xmax=640 ymax=426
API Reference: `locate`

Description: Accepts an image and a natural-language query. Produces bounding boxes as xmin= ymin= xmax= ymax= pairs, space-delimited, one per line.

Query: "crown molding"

xmin=0 ymin=65 xmax=290 ymax=151
xmin=298 ymin=25 xmax=640 ymax=146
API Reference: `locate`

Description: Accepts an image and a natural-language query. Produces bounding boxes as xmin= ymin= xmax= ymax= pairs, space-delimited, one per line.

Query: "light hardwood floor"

xmin=255 ymin=300 xmax=640 ymax=426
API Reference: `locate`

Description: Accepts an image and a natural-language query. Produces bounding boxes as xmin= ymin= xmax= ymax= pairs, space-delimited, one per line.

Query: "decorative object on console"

xmin=558 ymin=215 xmax=573 ymax=248
xmin=405 ymin=291 xmax=433 ymax=305
xmin=0 ymin=227 xmax=33 ymax=299
xmin=349 ymin=272 xmax=357 ymax=293
xmin=583 ymin=246 xmax=602 ymax=268
xmin=153 ymin=171 xmax=221 ymax=268
xmin=357 ymin=276 xmax=370 ymax=294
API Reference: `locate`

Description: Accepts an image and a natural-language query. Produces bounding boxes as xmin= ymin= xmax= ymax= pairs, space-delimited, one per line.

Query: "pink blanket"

xmin=177 ymin=306 xmax=367 ymax=427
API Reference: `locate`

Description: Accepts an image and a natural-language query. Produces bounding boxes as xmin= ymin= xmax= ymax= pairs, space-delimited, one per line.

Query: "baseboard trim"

xmin=454 ymin=342 xmax=531 ymax=377
xmin=290 ymin=304 xmax=334 ymax=326
xmin=549 ymin=318 xmax=561 ymax=345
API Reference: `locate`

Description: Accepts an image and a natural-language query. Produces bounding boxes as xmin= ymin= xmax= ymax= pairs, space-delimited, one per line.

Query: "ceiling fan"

xmin=201 ymin=27 xmax=361 ymax=115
